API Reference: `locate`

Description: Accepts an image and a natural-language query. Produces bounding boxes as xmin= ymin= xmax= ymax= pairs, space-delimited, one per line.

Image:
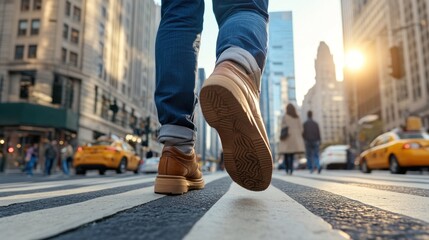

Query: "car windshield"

xmin=88 ymin=141 xmax=114 ymax=146
xmin=396 ymin=132 xmax=429 ymax=139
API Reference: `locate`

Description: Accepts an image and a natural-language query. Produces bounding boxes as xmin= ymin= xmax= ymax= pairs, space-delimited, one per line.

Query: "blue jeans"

xmin=155 ymin=0 xmax=269 ymax=145
xmin=62 ymin=157 xmax=70 ymax=175
xmin=25 ymin=156 xmax=37 ymax=176
xmin=305 ymin=141 xmax=320 ymax=172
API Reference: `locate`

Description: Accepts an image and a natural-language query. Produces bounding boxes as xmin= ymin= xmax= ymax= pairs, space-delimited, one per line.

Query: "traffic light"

xmin=389 ymin=46 xmax=404 ymax=79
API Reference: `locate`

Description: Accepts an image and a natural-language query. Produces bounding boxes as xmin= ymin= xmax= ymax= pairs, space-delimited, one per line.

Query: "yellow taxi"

xmin=359 ymin=129 xmax=429 ymax=174
xmin=73 ymin=136 xmax=141 ymax=175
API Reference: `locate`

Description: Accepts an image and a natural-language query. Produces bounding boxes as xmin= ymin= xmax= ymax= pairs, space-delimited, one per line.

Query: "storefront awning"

xmin=0 ymin=103 xmax=78 ymax=132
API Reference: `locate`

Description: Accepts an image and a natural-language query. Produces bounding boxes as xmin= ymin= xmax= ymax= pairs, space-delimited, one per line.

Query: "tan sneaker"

xmin=154 ymin=146 xmax=205 ymax=195
xmin=200 ymin=60 xmax=272 ymax=191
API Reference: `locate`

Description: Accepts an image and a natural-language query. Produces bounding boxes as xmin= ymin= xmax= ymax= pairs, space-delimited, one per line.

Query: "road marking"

xmin=0 ymin=186 xmax=163 ymax=240
xmin=185 ymin=183 xmax=349 ymax=240
xmin=291 ymin=172 xmax=429 ymax=189
xmin=0 ymin=176 xmax=145 ymax=193
xmin=274 ymin=175 xmax=429 ymax=223
xmin=308 ymin=171 xmax=429 ymax=184
xmin=0 ymin=173 xmax=228 ymax=240
xmin=0 ymin=177 xmax=155 ymax=206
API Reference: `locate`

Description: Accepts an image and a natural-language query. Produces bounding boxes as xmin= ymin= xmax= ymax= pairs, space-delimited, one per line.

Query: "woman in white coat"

xmin=278 ymin=104 xmax=305 ymax=175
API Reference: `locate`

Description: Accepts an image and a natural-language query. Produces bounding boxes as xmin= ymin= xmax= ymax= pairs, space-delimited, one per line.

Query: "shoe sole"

xmin=154 ymin=175 xmax=205 ymax=195
xmin=200 ymin=75 xmax=272 ymax=191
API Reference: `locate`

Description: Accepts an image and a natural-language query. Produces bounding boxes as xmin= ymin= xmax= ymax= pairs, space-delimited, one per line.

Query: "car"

xmin=359 ymin=129 xmax=429 ymax=174
xmin=320 ymin=145 xmax=349 ymax=169
xmin=139 ymin=157 xmax=160 ymax=174
xmin=73 ymin=136 xmax=141 ymax=175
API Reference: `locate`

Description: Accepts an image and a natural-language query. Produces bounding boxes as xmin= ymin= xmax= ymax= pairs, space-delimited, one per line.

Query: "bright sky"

xmin=154 ymin=0 xmax=344 ymax=105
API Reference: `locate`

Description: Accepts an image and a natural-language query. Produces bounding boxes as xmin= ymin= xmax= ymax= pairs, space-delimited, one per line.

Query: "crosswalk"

xmin=0 ymin=171 xmax=428 ymax=240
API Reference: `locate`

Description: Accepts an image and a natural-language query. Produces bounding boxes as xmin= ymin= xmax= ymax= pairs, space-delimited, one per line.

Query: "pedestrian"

xmin=24 ymin=143 xmax=39 ymax=176
xmin=44 ymin=140 xmax=57 ymax=176
xmin=60 ymin=142 xmax=74 ymax=176
xmin=303 ymin=111 xmax=322 ymax=173
xmin=0 ymin=149 xmax=4 ymax=173
xmin=154 ymin=1 xmax=271 ymax=194
xmin=278 ymin=104 xmax=305 ymax=175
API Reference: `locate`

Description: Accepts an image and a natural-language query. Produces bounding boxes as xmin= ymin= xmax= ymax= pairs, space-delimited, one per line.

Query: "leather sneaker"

xmin=200 ymin=60 xmax=272 ymax=191
xmin=154 ymin=146 xmax=205 ymax=195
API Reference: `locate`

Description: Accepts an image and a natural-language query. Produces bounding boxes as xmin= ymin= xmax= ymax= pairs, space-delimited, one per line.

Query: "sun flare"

xmin=345 ymin=50 xmax=365 ymax=71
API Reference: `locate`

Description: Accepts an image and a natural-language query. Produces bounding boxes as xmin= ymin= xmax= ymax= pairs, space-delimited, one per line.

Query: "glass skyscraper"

xmin=261 ymin=11 xmax=296 ymax=158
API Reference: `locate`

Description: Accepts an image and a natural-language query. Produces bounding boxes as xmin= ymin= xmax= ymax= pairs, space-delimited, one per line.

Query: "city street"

xmin=1 ymin=170 xmax=429 ymax=240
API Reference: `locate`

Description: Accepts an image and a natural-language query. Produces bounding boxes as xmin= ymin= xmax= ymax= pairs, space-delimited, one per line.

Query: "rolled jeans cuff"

xmin=158 ymin=124 xmax=196 ymax=146
xmin=216 ymin=46 xmax=262 ymax=90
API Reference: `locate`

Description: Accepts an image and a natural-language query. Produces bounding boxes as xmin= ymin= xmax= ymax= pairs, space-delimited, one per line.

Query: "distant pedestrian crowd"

xmin=23 ymin=140 xmax=74 ymax=177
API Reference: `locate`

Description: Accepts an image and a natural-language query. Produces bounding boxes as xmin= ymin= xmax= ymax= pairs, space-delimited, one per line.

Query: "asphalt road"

xmin=1 ymin=170 xmax=428 ymax=240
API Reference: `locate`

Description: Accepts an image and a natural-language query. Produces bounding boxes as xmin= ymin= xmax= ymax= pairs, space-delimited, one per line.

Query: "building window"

xmin=28 ymin=45 xmax=37 ymax=59
xmin=52 ymin=75 xmax=74 ymax=109
xmin=18 ymin=20 xmax=28 ymax=36
xmin=99 ymin=41 xmax=104 ymax=58
xmin=52 ymin=76 xmax=62 ymax=104
xmin=21 ymin=0 xmax=30 ymax=11
xmin=101 ymin=95 xmax=109 ymax=119
xmin=31 ymin=19 xmax=40 ymax=35
xmin=102 ymin=6 xmax=107 ymax=18
xmin=69 ymin=52 xmax=78 ymax=66
xmin=63 ymin=24 xmax=69 ymax=39
xmin=20 ymin=76 xmax=34 ymax=99
xmin=71 ymin=29 xmax=79 ymax=44
xmin=65 ymin=1 xmax=71 ymax=16
xmin=33 ymin=0 xmax=42 ymax=10
xmin=94 ymin=86 xmax=98 ymax=114
xmin=61 ymin=48 xmax=67 ymax=63
xmin=99 ymin=23 xmax=105 ymax=37
xmin=98 ymin=63 xmax=103 ymax=78
xmin=15 ymin=45 xmax=25 ymax=60
xmin=73 ymin=7 xmax=81 ymax=22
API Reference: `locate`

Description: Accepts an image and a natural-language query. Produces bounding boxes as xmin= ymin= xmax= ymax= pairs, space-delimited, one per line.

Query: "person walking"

xmin=278 ymin=104 xmax=305 ymax=175
xmin=154 ymin=0 xmax=272 ymax=194
xmin=303 ymin=110 xmax=322 ymax=173
xmin=44 ymin=140 xmax=57 ymax=176
xmin=61 ymin=142 xmax=74 ymax=176
xmin=24 ymin=143 xmax=39 ymax=176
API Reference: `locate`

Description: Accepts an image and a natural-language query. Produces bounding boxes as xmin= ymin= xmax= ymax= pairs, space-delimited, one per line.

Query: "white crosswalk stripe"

xmin=0 ymin=174 xmax=226 ymax=240
xmin=185 ymin=182 xmax=349 ymax=240
xmin=0 ymin=171 xmax=428 ymax=240
xmin=292 ymin=171 xmax=429 ymax=189
xmin=273 ymin=174 xmax=429 ymax=223
xmin=0 ymin=178 xmax=154 ymax=206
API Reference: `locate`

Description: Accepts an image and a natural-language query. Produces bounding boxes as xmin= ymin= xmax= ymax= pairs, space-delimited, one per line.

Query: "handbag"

xmin=280 ymin=126 xmax=289 ymax=140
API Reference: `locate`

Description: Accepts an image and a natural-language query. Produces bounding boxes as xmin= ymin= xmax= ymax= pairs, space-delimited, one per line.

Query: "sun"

xmin=345 ymin=50 xmax=365 ymax=71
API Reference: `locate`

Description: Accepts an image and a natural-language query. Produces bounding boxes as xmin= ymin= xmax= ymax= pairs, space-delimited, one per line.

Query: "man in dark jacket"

xmin=44 ymin=140 xmax=58 ymax=176
xmin=303 ymin=111 xmax=321 ymax=173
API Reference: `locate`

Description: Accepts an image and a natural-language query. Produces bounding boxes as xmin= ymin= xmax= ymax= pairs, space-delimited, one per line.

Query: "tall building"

xmin=301 ymin=42 xmax=346 ymax=144
xmin=261 ymin=11 xmax=296 ymax=158
xmin=341 ymin=0 xmax=429 ymax=148
xmin=194 ymin=68 xmax=220 ymax=165
xmin=0 ymin=0 xmax=160 ymax=171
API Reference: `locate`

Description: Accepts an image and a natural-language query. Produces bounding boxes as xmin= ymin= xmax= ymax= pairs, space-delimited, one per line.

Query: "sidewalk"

xmin=0 ymin=169 xmax=70 ymax=184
